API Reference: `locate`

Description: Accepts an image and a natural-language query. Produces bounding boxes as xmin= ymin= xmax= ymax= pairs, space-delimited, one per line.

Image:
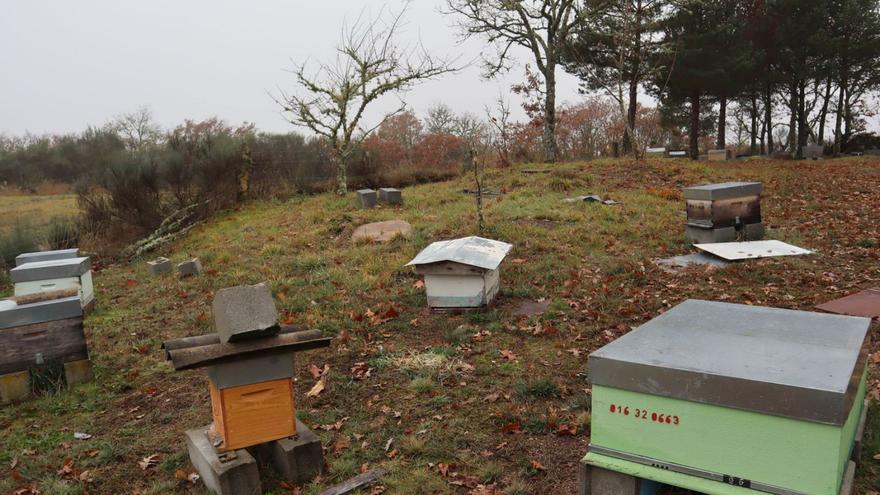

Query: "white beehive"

xmin=406 ymin=236 xmax=512 ymax=310
xmin=10 ymin=257 xmax=94 ymax=310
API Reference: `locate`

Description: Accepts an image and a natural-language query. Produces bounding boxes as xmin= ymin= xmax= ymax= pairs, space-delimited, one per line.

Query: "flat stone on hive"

xmin=250 ymin=419 xmax=324 ymax=483
xmin=212 ymin=282 xmax=280 ymax=343
xmin=352 ymin=220 xmax=413 ymax=243
xmin=185 ymin=427 xmax=261 ymax=495
xmin=147 ymin=257 xmax=173 ymax=276
xmin=683 ymin=182 xmax=762 ymax=201
xmin=378 ymin=187 xmax=402 ymax=205
xmin=177 ymin=258 xmax=203 ymax=277
xmin=357 ymin=189 xmax=377 ymax=208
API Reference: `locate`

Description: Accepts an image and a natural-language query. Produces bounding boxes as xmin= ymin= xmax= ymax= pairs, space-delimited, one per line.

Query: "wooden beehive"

xmin=208 ymin=377 xmax=296 ymax=452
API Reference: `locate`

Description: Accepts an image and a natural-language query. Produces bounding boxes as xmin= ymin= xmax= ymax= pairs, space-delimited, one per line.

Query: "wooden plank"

xmin=163 ymin=325 xmax=306 ymax=352
xmin=8 ymin=287 xmax=78 ymax=305
xmin=0 ymin=317 xmax=87 ymax=375
xmin=164 ymin=329 xmax=330 ymax=371
xmin=318 ymin=468 xmax=387 ymax=495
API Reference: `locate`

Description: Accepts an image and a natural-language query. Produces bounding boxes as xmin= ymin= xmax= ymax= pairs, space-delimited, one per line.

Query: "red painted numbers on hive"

xmin=609 ymin=404 xmax=680 ymax=425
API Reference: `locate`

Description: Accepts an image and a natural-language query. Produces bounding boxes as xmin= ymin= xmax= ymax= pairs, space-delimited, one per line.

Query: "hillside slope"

xmin=2 ymin=158 xmax=880 ymax=495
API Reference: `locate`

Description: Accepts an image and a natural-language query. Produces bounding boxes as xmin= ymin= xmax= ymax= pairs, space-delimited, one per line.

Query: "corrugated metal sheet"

xmin=694 ymin=240 xmax=811 ymax=261
xmin=816 ymin=289 xmax=880 ymax=320
xmin=406 ymin=236 xmax=512 ymax=271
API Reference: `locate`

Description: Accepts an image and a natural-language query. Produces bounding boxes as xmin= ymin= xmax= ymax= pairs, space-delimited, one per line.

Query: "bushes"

xmin=0 ymin=220 xmax=40 ymax=267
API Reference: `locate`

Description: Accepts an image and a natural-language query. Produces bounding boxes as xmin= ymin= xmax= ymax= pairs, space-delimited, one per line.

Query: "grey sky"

xmin=1 ymin=0 xmax=584 ymax=136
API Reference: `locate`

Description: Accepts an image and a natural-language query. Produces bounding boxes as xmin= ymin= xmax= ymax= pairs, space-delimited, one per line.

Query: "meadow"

xmin=1 ymin=157 xmax=879 ymax=495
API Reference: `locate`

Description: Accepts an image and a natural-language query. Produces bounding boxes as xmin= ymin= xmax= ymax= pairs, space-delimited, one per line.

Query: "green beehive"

xmin=583 ymin=300 xmax=871 ymax=495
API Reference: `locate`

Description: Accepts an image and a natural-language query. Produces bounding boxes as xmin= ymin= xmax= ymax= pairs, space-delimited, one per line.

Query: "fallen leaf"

xmin=308 ymin=364 xmax=323 ymax=380
xmin=126 ymin=279 xmax=138 ymax=287
xmin=306 ymin=377 xmax=326 ymax=397
xmin=510 ymin=258 xmax=528 ymax=263
xmin=138 ymin=454 xmax=160 ymax=470
xmin=530 ymin=460 xmax=546 ymax=471
xmin=500 ymin=350 xmax=516 ymax=361
xmin=556 ymin=424 xmax=578 ymax=436
xmin=333 ymin=435 xmax=350 ymax=455
xmin=413 ymin=280 xmax=425 ymax=289
xmin=500 ymin=422 xmax=522 ymax=434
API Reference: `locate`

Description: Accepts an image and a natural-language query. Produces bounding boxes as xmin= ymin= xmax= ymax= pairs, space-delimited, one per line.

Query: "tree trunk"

xmin=797 ymin=80 xmax=807 ymax=158
xmin=623 ymin=77 xmax=638 ymax=155
xmin=750 ymin=94 xmax=758 ymax=155
xmin=717 ymin=95 xmax=727 ymax=150
xmin=834 ymin=73 xmax=846 ymax=156
xmin=335 ymin=152 xmax=348 ymax=195
xmin=764 ymin=83 xmax=774 ymax=154
xmin=818 ymin=78 xmax=832 ymax=144
xmin=543 ymin=62 xmax=558 ymax=163
xmin=690 ymin=91 xmax=701 ymax=160
xmin=788 ymin=82 xmax=798 ymax=154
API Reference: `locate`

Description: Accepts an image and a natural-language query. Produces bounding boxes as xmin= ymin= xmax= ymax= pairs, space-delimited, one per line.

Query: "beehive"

xmin=584 ymin=300 xmax=870 ymax=495
xmin=10 ymin=257 xmax=94 ymax=310
xmin=684 ymin=182 xmax=763 ymax=243
xmin=209 ymin=377 xmax=296 ymax=452
xmin=407 ymin=236 xmax=512 ymax=310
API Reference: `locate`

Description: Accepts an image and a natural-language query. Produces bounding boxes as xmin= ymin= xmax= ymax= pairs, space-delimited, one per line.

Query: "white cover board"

xmin=406 ymin=236 xmax=512 ymax=271
xmin=694 ymin=240 xmax=812 ymax=261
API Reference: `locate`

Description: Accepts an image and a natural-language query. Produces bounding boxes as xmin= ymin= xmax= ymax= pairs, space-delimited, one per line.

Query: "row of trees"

xmin=449 ymin=0 xmax=880 ymax=161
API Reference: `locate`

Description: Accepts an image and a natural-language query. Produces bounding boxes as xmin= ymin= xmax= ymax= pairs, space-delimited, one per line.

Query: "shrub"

xmin=0 ymin=219 xmax=40 ymax=267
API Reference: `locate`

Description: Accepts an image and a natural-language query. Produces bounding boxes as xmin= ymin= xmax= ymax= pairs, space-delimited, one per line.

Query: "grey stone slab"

xmin=15 ymin=248 xmax=79 ymax=267
xmin=177 ymin=258 xmax=202 ymax=276
xmin=683 ymin=182 xmax=762 ymax=201
xmin=378 ymin=187 xmax=402 ymax=205
xmin=0 ymin=296 xmax=83 ymax=329
xmin=212 ymin=282 xmax=280 ymax=343
xmin=803 ymin=144 xmax=824 ymax=160
xmin=251 ymin=419 xmax=324 ymax=483
xmin=147 ymin=257 xmax=173 ymax=276
xmin=208 ymin=353 xmax=294 ymax=389
xmin=685 ymin=225 xmax=736 ymax=244
xmin=582 ymin=464 xmax=643 ymax=495
xmin=185 ymin=426 xmax=261 ymax=495
xmin=357 ymin=189 xmax=377 ymax=208
xmin=588 ymin=299 xmax=871 ymax=425
xmin=10 ymin=257 xmax=91 ymax=283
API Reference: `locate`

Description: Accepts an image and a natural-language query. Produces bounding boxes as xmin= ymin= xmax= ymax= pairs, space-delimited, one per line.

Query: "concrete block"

xmin=212 ymin=282 xmax=279 ymax=343
xmin=685 ymin=225 xmax=737 ymax=244
xmin=15 ymin=248 xmax=79 ymax=267
xmin=63 ymin=359 xmax=93 ymax=386
xmin=0 ymin=296 xmax=83 ymax=329
xmin=803 ymin=144 xmax=824 ymax=160
xmin=0 ymin=371 xmax=30 ymax=405
xmin=208 ymin=353 xmax=294 ymax=389
xmin=185 ymin=426 xmax=261 ymax=495
xmin=741 ymin=222 xmax=765 ymax=241
xmin=378 ymin=187 xmax=402 ymax=205
xmin=579 ymin=464 xmax=663 ymax=495
xmin=177 ymin=258 xmax=203 ymax=277
xmin=357 ymin=189 xmax=377 ymax=208
xmin=708 ymin=149 xmax=730 ymax=161
xmin=251 ymin=419 xmax=324 ymax=483
xmin=10 ymin=257 xmax=90 ymax=283
xmin=147 ymin=257 xmax=173 ymax=276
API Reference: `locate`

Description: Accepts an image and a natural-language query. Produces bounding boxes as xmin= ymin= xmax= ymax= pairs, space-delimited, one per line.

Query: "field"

xmin=1 ymin=157 xmax=880 ymax=495
xmin=0 ymin=193 xmax=77 ymax=233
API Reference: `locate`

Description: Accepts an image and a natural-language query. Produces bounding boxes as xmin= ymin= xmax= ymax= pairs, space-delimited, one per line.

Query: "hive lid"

xmin=15 ymin=248 xmax=80 ymax=267
xmin=406 ymin=236 xmax=513 ymax=271
xmin=588 ymin=300 xmax=870 ymax=425
xmin=683 ymin=182 xmax=762 ymax=200
xmin=10 ymin=257 xmax=91 ymax=283
xmin=0 ymin=296 xmax=83 ymax=329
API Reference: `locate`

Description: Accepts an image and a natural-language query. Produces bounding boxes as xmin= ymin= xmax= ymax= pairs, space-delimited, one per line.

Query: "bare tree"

xmin=277 ymin=7 xmax=457 ymax=195
xmin=107 ymin=106 xmax=163 ymax=151
xmin=446 ymin=0 xmax=582 ymax=163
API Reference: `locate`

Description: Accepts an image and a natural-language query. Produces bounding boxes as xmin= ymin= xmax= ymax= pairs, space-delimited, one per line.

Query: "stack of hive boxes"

xmin=163 ymin=283 xmax=331 ymax=495
xmin=1 ymin=249 xmax=94 ymax=405
xmin=580 ymin=300 xmax=871 ymax=495
xmin=684 ymin=182 xmax=764 ymax=243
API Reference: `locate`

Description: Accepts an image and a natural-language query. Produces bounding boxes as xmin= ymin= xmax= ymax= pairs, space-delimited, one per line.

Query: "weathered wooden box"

xmin=10 ymin=257 xmax=94 ymax=310
xmin=584 ymin=300 xmax=871 ymax=495
xmin=15 ymin=248 xmax=79 ymax=267
xmin=406 ymin=236 xmax=512 ymax=311
xmin=684 ymin=182 xmax=763 ymax=243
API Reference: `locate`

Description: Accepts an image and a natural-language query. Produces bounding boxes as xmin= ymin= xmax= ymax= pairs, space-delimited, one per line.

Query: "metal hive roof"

xmin=406 ymin=236 xmax=513 ymax=271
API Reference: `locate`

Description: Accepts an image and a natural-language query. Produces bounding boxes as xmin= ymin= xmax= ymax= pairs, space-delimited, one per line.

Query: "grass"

xmin=1 ymin=157 xmax=880 ymax=494
xmin=0 ymin=193 xmax=77 ymax=233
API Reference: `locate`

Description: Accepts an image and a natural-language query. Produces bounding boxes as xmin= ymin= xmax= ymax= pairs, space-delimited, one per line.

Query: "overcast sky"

xmin=1 ymin=0 xmax=586 ymax=136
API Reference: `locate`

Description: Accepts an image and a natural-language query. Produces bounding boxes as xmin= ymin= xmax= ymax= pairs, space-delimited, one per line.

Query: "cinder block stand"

xmin=147 ymin=257 xmax=173 ymax=276
xmin=251 ymin=419 xmax=325 ymax=483
xmin=357 ymin=189 xmax=378 ymax=208
xmin=578 ymin=463 xmax=661 ymax=495
xmin=63 ymin=359 xmax=93 ymax=386
xmin=185 ymin=426 xmax=261 ymax=495
xmin=177 ymin=258 xmax=203 ymax=277
xmin=0 ymin=371 xmax=30 ymax=405
xmin=378 ymin=187 xmax=402 ymax=205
